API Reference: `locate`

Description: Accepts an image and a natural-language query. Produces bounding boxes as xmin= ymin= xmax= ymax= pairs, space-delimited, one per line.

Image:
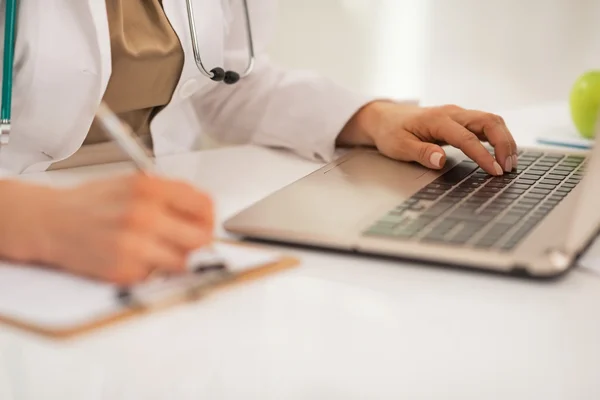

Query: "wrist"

xmin=336 ymin=101 xmax=383 ymax=147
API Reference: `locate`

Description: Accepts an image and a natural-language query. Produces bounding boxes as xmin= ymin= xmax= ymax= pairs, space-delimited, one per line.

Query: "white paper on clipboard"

xmin=0 ymin=243 xmax=283 ymax=331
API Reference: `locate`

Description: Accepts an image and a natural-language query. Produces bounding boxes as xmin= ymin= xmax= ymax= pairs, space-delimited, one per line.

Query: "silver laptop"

xmin=224 ymin=117 xmax=600 ymax=279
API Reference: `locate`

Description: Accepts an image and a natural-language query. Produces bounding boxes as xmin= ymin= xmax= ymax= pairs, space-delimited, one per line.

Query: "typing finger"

xmin=431 ymin=118 xmax=504 ymax=176
xmin=452 ymin=110 xmax=517 ymax=172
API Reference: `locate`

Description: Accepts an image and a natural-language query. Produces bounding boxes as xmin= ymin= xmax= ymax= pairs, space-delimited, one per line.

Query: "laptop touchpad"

xmin=324 ymin=150 xmax=432 ymax=190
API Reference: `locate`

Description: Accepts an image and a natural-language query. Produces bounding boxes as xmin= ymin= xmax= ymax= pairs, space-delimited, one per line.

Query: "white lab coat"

xmin=0 ymin=0 xmax=370 ymax=175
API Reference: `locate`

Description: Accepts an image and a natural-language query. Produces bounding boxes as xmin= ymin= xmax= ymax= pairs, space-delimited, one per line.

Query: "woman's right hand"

xmin=0 ymin=174 xmax=214 ymax=284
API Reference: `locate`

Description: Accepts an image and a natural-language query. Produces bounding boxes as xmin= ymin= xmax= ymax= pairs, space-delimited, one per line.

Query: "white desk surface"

xmin=2 ymin=101 xmax=600 ymax=400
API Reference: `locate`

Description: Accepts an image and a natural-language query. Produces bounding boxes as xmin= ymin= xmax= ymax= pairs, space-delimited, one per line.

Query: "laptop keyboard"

xmin=363 ymin=150 xmax=587 ymax=251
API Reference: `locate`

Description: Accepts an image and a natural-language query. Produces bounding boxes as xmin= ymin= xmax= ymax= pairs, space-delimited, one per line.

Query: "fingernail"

xmin=493 ymin=161 xmax=503 ymax=176
xmin=429 ymin=152 xmax=443 ymax=168
xmin=512 ymin=154 xmax=518 ymax=166
xmin=504 ymin=157 xmax=513 ymax=172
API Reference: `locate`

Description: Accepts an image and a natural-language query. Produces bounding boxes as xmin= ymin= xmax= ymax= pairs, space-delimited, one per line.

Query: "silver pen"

xmin=94 ymin=102 xmax=227 ymax=302
xmin=94 ymin=101 xmax=157 ymax=173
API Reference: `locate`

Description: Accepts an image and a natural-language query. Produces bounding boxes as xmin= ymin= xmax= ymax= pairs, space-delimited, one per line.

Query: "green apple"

xmin=570 ymin=70 xmax=600 ymax=139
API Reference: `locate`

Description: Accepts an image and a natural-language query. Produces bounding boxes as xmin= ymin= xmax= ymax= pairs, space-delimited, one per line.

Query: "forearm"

xmin=194 ymin=58 xmax=373 ymax=162
xmin=0 ymin=180 xmax=57 ymax=264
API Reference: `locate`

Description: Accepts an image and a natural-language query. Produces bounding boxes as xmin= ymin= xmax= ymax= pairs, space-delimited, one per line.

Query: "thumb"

xmin=401 ymin=136 xmax=447 ymax=170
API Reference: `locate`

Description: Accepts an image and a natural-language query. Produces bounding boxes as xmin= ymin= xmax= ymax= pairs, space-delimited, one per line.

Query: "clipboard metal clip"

xmin=117 ymin=267 xmax=234 ymax=310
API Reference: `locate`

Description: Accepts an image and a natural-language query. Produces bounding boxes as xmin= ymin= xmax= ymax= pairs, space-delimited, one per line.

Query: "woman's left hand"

xmin=337 ymin=101 xmax=518 ymax=176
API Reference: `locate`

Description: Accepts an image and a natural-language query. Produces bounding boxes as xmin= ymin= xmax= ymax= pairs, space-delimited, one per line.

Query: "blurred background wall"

xmin=268 ymin=0 xmax=600 ymax=112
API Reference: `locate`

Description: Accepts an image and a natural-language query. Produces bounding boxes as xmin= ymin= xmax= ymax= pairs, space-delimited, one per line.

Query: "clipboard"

xmin=0 ymin=241 xmax=299 ymax=339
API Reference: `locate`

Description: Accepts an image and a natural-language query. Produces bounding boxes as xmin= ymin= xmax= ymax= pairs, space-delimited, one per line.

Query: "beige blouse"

xmin=51 ymin=0 xmax=184 ymax=169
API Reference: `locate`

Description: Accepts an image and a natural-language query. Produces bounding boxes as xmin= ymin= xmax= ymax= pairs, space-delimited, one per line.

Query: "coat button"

xmin=180 ymin=79 xmax=200 ymax=98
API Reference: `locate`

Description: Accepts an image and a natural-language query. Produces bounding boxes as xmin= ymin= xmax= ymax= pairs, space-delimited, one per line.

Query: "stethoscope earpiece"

xmin=210 ymin=67 xmax=225 ymax=82
xmin=187 ymin=0 xmax=254 ymax=85
xmin=224 ymin=71 xmax=240 ymax=85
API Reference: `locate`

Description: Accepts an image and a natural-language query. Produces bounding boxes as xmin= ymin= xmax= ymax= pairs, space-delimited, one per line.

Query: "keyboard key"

xmin=517 ymin=197 xmax=539 ymax=205
xmin=546 ymin=173 xmax=567 ymax=181
xmin=548 ymin=170 xmax=570 ymax=177
xmin=428 ymin=219 xmax=459 ymax=233
xmin=524 ymin=193 xmax=545 ymax=200
xmin=518 ymin=174 xmax=540 ymax=181
xmin=413 ymin=192 xmax=441 ymax=201
xmin=465 ymin=196 xmax=486 ymax=203
xmin=514 ymin=200 xmax=536 ymax=208
xmin=535 ymin=161 xmax=556 ymax=168
xmin=473 ymin=191 xmax=496 ymax=198
xmin=421 ymin=231 xmax=449 ymax=243
xmin=562 ymin=183 xmax=576 ymax=189
xmin=479 ymin=187 xmax=502 ymax=194
xmin=485 ymin=181 xmax=508 ymax=188
xmin=516 ymin=179 xmax=536 ymax=186
xmin=507 ymin=208 xmax=529 ymax=217
xmin=474 ymin=214 xmax=495 ymax=222
xmin=500 ymin=241 xmax=519 ymax=251
xmin=549 ymin=193 xmax=566 ymax=201
xmin=506 ymin=205 xmax=529 ymax=214
xmin=459 ymin=202 xmax=482 ymax=211
xmin=529 ymin=188 xmax=551 ymax=195
xmin=510 ymin=183 xmax=533 ymax=190
xmin=394 ymin=223 xmax=427 ymax=237
xmin=491 ymin=197 xmax=517 ymax=206
xmin=446 ymin=190 xmax=469 ymax=198
xmin=452 ymin=187 xmax=477 ymax=194
xmin=379 ymin=212 xmax=410 ymax=223
xmin=452 ymin=221 xmax=486 ymax=238
xmin=522 ymin=169 xmax=545 ymax=176
xmin=541 ymin=178 xmax=562 ymax=186
xmin=496 ymin=177 xmax=518 ymax=184
xmin=559 ymin=163 xmax=580 ymax=169
xmin=566 ymin=155 xmax=584 ymax=162
xmin=473 ymin=171 xmax=491 ymax=178
xmin=420 ymin=188 xmax=446 ymax=195
xmin=499 ymin=213 xmax=524 ymax=225
xmin=426 ymin=183 xmax=453 ymax=191
xmin=503 ymin=188 xmax=526 ymax=195
xmin=364 ymin=225 xmax=396 ymax=237
xmin=541 ymin=155 xmax=564 ymax=162
xmin=435 ymin=161 xmax=478 ymax=185
xmin=475 ymin=223 xmax=512 ymax=247
xmin=408 ymin=202 xmax=428 ymax=211
xmin=535 ymin=183 xmax=557 ymax=190
xmin=473 ymin=240 xmax=496 ymax=249
xmin=529 ymin=166 xmax=551 ymax=172
xmin=496 ymin=192 xmax=520 ymax=200
xmin=541 ymin=202 xmax=558 ymax=209
xmin=553 ymin=166 xmax=575 ymax=172
xmin=423 ymin=202 xmax=454 ymax=216
xmin=392 ymin=228 xmax=420 ymax=238
xmin=518 ymin=159 xmax=537 ymax=165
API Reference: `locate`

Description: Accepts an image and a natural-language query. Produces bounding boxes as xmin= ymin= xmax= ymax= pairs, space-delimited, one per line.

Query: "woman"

xmin=0 ymin=0 xmax=517 ymax=283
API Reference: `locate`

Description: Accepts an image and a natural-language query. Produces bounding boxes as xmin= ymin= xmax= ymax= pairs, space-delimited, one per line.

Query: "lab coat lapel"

xmin=86 ymin=0 xmax=111 ymax=99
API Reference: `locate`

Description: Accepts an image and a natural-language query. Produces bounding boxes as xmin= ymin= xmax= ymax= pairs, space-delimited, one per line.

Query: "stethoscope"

xmin=185 ymin=0 xmax=255 ymax=85
xmin=0 ymin=0 xmax=256 ymax=148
